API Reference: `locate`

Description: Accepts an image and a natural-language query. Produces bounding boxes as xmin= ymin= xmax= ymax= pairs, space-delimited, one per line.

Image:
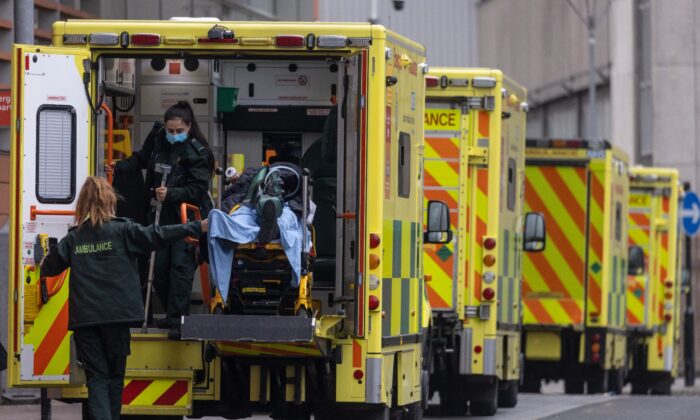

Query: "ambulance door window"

xmin=615 ymin=202 xmax=622 ymax=241
xmin=36 ymin=105 xmax=76 ymax=203
xmin=398 ymin=131 xmax=410 ymax=197
xmin=507 ymin=158 xmax=516 ymax=210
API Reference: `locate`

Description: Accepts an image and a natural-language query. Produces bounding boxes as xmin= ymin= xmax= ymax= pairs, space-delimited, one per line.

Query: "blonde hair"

xmin=75 ymin=176 xmax=117 ymax=227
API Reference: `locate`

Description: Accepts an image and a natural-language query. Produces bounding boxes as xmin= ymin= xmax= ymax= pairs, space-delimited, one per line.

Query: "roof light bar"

xmin=275 ymin=35 xmax=305 ymax=47
xmin=63 ymin=34 xmax=88 ymax=45
xmin=317 ymin=35 xmax=348 ymax=48
xmin=347 ymin=37 xmax=372 ymax=47
xmin=473 ymin=77 xmax=497 ymax=88
xmin=89 ymin=33 xmax=119 ymax=45
xmin=131 ymin=33 xmax=161 ymax=46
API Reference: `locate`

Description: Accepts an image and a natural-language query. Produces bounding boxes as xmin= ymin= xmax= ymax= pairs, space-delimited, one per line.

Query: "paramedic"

xmin=107 ymin=101 xmax=214 ymax=339
xmin=40 ymin=176 xmax=207 ymax=420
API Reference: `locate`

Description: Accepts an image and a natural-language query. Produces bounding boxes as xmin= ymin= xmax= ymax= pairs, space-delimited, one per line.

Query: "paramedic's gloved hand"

xmin=104 ymin=162 xmax=116 ymax=176
xmin=201 ymin=218 xmax=209 ymax=233
xmin=155 ymin=187 xmax=167 ymax=202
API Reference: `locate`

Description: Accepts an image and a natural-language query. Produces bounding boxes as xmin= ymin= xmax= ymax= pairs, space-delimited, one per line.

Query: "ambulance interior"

xmin=96 ymin=55 xmax=360 ymax=322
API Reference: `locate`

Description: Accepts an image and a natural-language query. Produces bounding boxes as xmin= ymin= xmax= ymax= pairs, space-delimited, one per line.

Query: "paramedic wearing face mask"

xmin=107 ymin=100 xmax=214 ymax=339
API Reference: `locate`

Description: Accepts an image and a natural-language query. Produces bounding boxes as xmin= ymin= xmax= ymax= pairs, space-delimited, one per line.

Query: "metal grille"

xmin=37 ymin=107 xmax=75 ymax=202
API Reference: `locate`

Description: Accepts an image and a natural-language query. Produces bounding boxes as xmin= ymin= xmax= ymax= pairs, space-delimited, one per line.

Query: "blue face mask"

xmin=166 ymin=131 xmax=188 ymax=144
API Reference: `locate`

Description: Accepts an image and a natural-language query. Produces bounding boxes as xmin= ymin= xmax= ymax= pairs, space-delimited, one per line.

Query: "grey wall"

xmin=318 ymin=0 xmax=478 ymax=67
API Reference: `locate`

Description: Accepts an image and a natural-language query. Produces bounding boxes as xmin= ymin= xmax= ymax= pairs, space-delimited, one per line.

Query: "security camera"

xmin=392 ymin=0 xmax=405 ymax=11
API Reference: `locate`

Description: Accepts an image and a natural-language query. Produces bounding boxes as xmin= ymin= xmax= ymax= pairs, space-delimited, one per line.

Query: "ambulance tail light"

xmin=591 ymin=352 xmax=601 ymax=363
xmin=353 ymin=369 xmax=364 ymax=380
xmin=131 ymin=33 xmax=161 ymax=46
xmin=664 ymin=313 xmax=672 ymax=322
xmin=425 ymin=76 xmax=439 ymax=88
xmin=482 ymin=287 xmax=495 ymax=301
xmin=317 ymin=35 xmax=348 ymax=48
xmin=368 ymin=295 xmax=380 ymax=311
xmin=275 ymin=35 xmax=305 ymax=47
xmin=369 ymin=254 xmax=381 ymax=269
xmin=665 ymin=280 xmax=673 ymax=288
xmin=369 ymin=233 xmax=381 ymax=248
xmin=484 ymin=238 xmax=496 ymax=250
xmin=89 ymin=33 xmax=119 ymax=45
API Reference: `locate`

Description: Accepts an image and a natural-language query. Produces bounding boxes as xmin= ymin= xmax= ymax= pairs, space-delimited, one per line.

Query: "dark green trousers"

xmin=73 ymin=324 xmax=131 ymax=420
xmin=154 ymin=240 xmax=197 ymax=326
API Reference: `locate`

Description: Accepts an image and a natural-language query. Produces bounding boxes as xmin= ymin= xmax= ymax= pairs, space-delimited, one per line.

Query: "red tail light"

xmin=664 ymin=313 xmax=672 ymax=322
xmin=591 ymin=352 xmax=601 ymax=363
xmin=425 ymin=76 xmax=439 ymax=87
xmin=474 ymin=345 xmax=482 ymax=354
xmin=482 ymin=287 xmax=495 ymax=300
xmin=275 ymin=35 xmax=304 ymax=47
xmin=484 ymin=238 xmax=496 ymax=250
xmin=592 ymin=333 xmax=601 ymax=342
xmin=131 ymin=33 xmax=161 ymax=46
xmin=353 ymin=369 xmax=364 ymax=380
xmin=370 ymin=233 xmax=381 ymax=248
xmin=665 ymin=280 xmax=673 ymax=288
xmin=369 ymin=295 xmax=380 ymax=311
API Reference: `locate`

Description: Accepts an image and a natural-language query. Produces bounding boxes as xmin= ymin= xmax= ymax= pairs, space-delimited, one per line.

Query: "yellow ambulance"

xmin=626 ymin=167 xmax=682 ymax=395
xmin=8 ymin=19 xmax=448 ymax=419
xmin=422 ymin=68 xmax=545 ymax=415
xmin=521 ymin=139 xmax=629 ymax=394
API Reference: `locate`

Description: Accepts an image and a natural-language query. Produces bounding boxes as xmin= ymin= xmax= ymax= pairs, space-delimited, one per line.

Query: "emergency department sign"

xmin=0 ymin=90 xmax=10 ymax=127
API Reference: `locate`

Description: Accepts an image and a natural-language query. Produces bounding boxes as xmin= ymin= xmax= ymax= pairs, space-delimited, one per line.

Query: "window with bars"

xmin=36 ymin=106 xmax=76 ymax=203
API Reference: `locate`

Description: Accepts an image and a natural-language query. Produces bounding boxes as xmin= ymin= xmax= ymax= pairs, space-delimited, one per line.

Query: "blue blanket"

xmin=207 ymin=206 xmax=309 ymax=301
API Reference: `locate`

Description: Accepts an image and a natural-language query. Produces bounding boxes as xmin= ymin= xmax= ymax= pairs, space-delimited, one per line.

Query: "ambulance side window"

xmin=507 ymin=158 xmax=516 ymax=210
xmin=398 ymin=132 xmax=411 ymax=198
xmin=615 ymin=202 xmax=622 ymax=241
xmin=36 ymin=105 xmax=76 ymax=203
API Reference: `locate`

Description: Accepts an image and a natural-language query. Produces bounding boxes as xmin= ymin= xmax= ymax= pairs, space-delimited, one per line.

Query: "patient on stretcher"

xmin=207 ymin=162 xmax=313 ymax=301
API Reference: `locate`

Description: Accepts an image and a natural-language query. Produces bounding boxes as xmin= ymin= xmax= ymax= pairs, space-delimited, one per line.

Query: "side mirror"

xmin=523 ymin=212 xmax=546 ymax=252
xmin=424 ymin=201 xmax=453 ymax=244
xmin=628 ymin=245 xmax=645 ymax=276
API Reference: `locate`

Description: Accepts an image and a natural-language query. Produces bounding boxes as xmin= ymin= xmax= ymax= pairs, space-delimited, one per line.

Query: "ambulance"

xmin=626 ymin=167 xmax=682 ymax=395
xmin=521 ymin=139 xmax=629 ymax=394
xmin=422 ymin=68 xmax=545 ymax=415
xmin=8 ymin=19 xmax=448 ymax=419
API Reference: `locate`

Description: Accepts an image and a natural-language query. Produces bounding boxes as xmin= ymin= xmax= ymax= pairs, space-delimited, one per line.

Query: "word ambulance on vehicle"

xmin=626 ymin=167 xmax=683 ymax=395
xmin=8 ymin=18 xmax=451 ymax=419
xmin=422 ymin=68 xmax=545 ymax=416
xmin=521 ymin=139 xmax=629 ymax=394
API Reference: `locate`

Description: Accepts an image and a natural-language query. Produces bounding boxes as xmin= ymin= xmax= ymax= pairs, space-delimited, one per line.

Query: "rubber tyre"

xmin=401 ymin=402 xmax=424 ymax=420
xmin=470 ymin=399 xmax=498 ymax=417
xmin=587 ymin=371 xmax=608 ymax=394
xmin=497 ymin=379 xmax=518 ymax=408
xmin=439 ymin=389 xmax=467 ymax=416
xmin=630 ymin=383 xmax=649 ymax=395
xmin=608 ymin=368 xmax=625 ymax=394
xmin=564 ymin=379 xmax=584 ymax=394
xmin=519 ymin=377 xmax=541 ymax=393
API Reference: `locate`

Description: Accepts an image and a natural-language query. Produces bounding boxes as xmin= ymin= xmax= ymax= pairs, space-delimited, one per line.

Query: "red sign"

xmin=0 ymin=91 xmax=10 ymax=127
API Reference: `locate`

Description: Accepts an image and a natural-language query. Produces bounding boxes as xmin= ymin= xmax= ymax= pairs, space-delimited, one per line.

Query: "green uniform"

xmin=41 ymin=218 xmax=202 ymax=420
xmin=116 ymin=122 xmax=212 ymax=327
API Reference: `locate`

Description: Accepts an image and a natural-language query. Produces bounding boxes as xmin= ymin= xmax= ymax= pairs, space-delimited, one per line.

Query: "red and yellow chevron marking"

xmin=423 ymin=134 xmax=460 ymax=310
xmin=122 ymin=379 xmax=189 ymax=407
xmin=626 ymin=206 xmax=650 ymax=326
xmin=523 ymin=166 xmax=588 ymax=325
xmin=215 ymin=341 xmax=321 ymax=358
xmin=23 ymin=268 xmax=71 ymax=379
xmin=586 ymin=169 xmax=605 ymax=324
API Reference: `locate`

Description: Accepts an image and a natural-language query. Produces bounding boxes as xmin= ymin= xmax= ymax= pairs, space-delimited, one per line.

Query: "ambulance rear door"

xmin=9 ymin=45 xmax=92 ymax=385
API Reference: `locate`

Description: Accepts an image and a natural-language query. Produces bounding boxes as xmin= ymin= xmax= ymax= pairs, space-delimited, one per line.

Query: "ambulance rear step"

xmin=181 ymin=314 xmax=315 ymax=342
